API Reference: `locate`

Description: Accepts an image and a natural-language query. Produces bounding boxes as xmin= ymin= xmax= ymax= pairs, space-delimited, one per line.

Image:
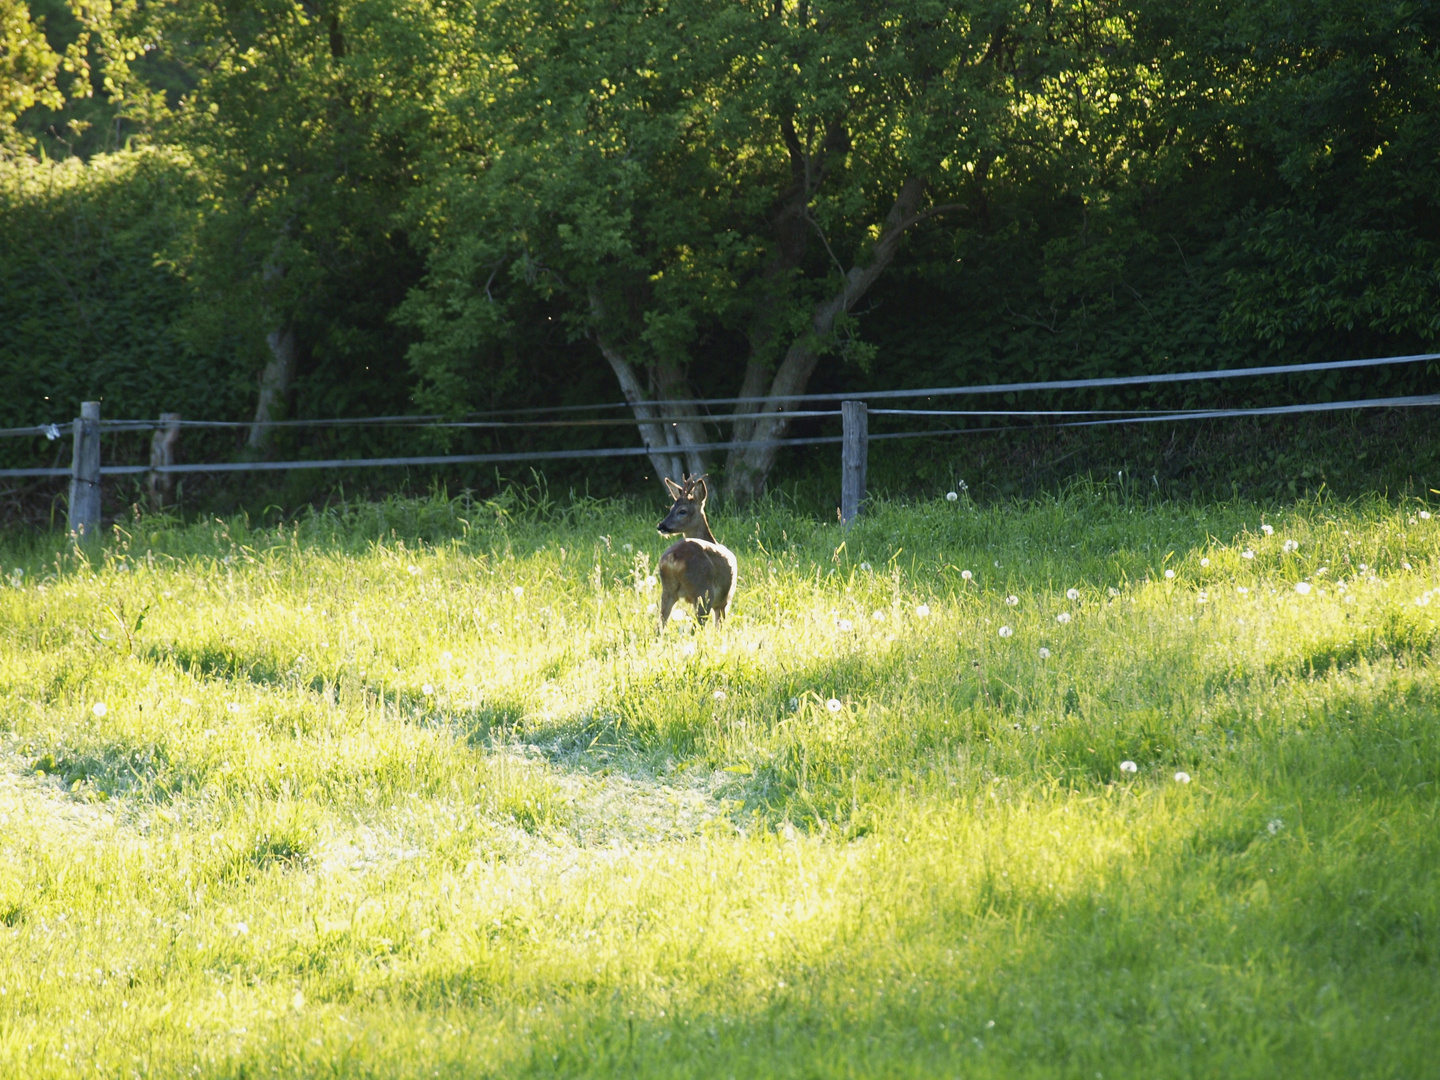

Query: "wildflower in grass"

xmin=788 ymin=697 xmax=799 ymax=710
xmin=1236 ymin=586 xmax=1249 ymax=595
xmin=182 ymin=697 xmax=196 ymax=706
xmin=647 ymin=602 xmax=657 ymax=614
xmin=422 ymin=684 xmax=434 ymax=696
xmin=859 ymin=562 xmax=872 ymax=572
xmin=1120 ymin=760 xmax=1138 ymax=773
xmin=644 ymin=575 xmax=658 ymax=589
xmin=1055 ymin=612 xmax=1071 ymax=624
xmin=1243 ymin=550 xmax=1255 ymax=559
xmin=622 ymin=543 xmax=633 ymax=552
xmin=998 ymin=625 xmax=1013 ymax=638
xmin=682 ymin=641 xmax=696 ymax=657
xmin=407 ymin=564 xmax=421 ymax=576
xmin=92 ymin=702 xmax=108 ymax=717
xmin=1421 ymin=511 xmax=1432 ymax=520
xmin=1108 ymin=586 xmax=1120 ymax=597
xmin=513 ymin=586 xmax=525 ymax=598
xmin=1402 ymin=561 xmax=1413 ymax=571
xmin=1345 ymin=594 xmax=1357 ymax=603
xmin=872 ymin=610 xmax=885 ymax=623
xmin=1267 ymin=819 xmax=1283 ymax=835
xmin=1174 ymin=772 xmax=1191 ymax=784
xmin=227 ymin=702 xmax=243 ymax=713
xmin=1197 ymin=591 xmax=1208 ymax=603
xmin=440 ymin=651 xmax=453 ymax=663
xmin=915 ymin=604 xmax=931 ymax=617
xmin=826 ymin=698 xmax=843 ymax=713
xmin=961 ymin=570 xmax=972 ymax=581
xmin=1165 ymin=568 xmax=1175 ymax=579
xmin=1295 ymin=582 xmax=1311 ymax=595
xmin=1316 ymin=566 xmax=1328 ymax=575
xmin=1359 ymin=563 xmax=1368 ymax=571
xmin=1038 ymin=647 xmax=1051 ymax=659
xmin=1006 ymin=595 xmax=1019 ymax=606
xmin=946 ymin=491 xmax=959 ymax=502
xmin=234 ymin=922 xmax=249 ymax=936
xmin=1283 ymin=539 xmax=1298 ymax=553
xmin=713 ymin=690 xmax=727 ymax=701
xmin=837 ymin=618 xmax=853 ymax=631
xmin=1066 ymin=588 xmax=1079 ymax=600
xmin=1200 ymin=558 xmax=1210 ymax=567
xmin=1262 ymin=524 xmax=1274 ymax=535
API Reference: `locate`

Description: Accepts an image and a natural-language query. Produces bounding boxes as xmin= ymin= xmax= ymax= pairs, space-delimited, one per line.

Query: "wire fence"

xmin=1 ymin=351 xmax=1437 ymax=479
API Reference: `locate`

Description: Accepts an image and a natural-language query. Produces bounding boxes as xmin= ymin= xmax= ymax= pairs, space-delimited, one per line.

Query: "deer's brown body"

xmin=657 ymin=475 xmax=737 ymax=627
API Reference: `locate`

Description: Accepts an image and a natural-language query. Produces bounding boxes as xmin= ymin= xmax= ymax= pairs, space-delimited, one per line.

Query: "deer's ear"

xmin=663 ymin=477 xmax=683 ymax=500
xmin=693 ymin=477 xmax=709 ymax=504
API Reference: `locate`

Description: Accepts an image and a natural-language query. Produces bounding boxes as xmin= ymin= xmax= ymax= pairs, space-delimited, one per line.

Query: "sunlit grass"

xmin=0 ymin=483 xmax=1436 ymax=1077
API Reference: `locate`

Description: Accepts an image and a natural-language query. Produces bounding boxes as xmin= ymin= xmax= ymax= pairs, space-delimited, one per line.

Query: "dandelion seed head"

xmin=422 ymin=683 xmax=434 ymax=696
xmin=1165 ymin=568 xmax=1175 ymax=579
xmin=1174 ymin=771 xmax=1191 ymax=784
xmin=1119 ymin=760 xmax=1138 ymax=773
xmin=871 ymin=610 xmax=885 ymax=623
xmin=1359 ymin=563 xmax=1368 ymax=571
xmin=1055 ymin=612 xmax=1072 ymax=624
xmin=1421 ymin=511 xmax=1432 ymax=520
xmin=998 ymin=625 xmax=1013 ymax=638
xmin=946 ymin=491 xmax=959 ymax=502
xmin=1261 ymin=524 xmax=1274 ymax=535
xmin=1006 ymin=595 xmax=1019 ymax=606
xmin=788 ymin=697 xmax=799 ymax=710
xmin=859 ymin=562 xmax=872 ymax=572
xmin=713 ymin=690 xmax=727 ymax=701
xmin=1294 ymin=582 xmax=1311 ymax=595
xmin=226 ymin=702 xmax=242 ymax=713
xmin=1038 ymin=647 xmax=1051 ymax=659
xmin=1200 ymin=558 xmax=1210 ymax=567
xmin=1267 ymin=818 xmax=1283 ymax=835
xmin=644 ymin=575 xmax=657 ymax=588
xmin=92 ymin=702 xmax=108 ymax=717
xmin=1066 ymin=588 xmax=1079 ymax=601
xmin=1402 ymin=561 xmax=1413 ymax=571
xmin=915 ymin=604 xmax=931 ymax=617
xmin=836 ymin=618 xmax=854 ymax=631
xmin=826 ymin=698 xmax=843 ymax=713
xmin=234 ymin=922 xmax=249 ymax=936
xmin=960 ymin=570 xmax=973 ymax=581
xmin=1197 ymin=591 xmax=1207 ymax=603
xmin=1108 ymin=586 xmax=1120 ymax=597
xmin=407 ymin=564 xmax=420 ymax=576
xmin=1243 ymin=550 xmax=1255 ymax=559
xmin=1283 ymin=539 xmax=1299 ymax=553
xmin=1236 ymin=586 xmax=1249 ymax=594
xmin=622 ymin=543 xmax=633 ymax=552
xmin=512 ymin=586 xmax=524 ymax=598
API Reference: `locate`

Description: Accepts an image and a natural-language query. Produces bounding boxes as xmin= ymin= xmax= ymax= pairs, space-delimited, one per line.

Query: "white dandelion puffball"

xmin=836 ymin=618 xmax=853 ymax=632
xmin=1108 ymin=586 xmax=1120 ymax=597
xmin=1283 ymin=539 xmax=1298 ymax=553
xmin=946 ymin=491 xmax=959 ymax=502
xmin=1006 ymin=595 xmax=1019 ymax=606
xmin=644 ymin=575 xmax=657 ymax=588
xmin=1200 ymin=558 xmax=1210 ymax=567
xmin=859 ymin=562 xmax=872 ymax=572
xmin=713 ymin=690 xmax=727 ymax=701
xmin=1421 ymin=511 xmax=1432 ymax=520
xmin=1066 ymin=588 xmax=1080 ymax=600
xmin=227 ymin=702 xmax=242 ymax=713
xmin=872 ymin=610 xmax=885 ymax=623
xmin=1243 ymin=550 xmax=1255 ymax=560
xmin=234 ymin=922 xmax=249 ymax=936
xmin=422 ymin=683 xmax=434 ymax=696
xmin=1038 ymin=647 xmax=1051 ymax=659
xmin=1174 ymin=771 xmax=1191 ymax=784
xmin=1267 ymin=818 xmax=1283 ymax=835
xmin=407 ymin=564 xmax=421 ymax=576
xmin=682 ymin=641 xmax=697 ymax=657
xmin=1237 ymin=586 xmax=1249 ymax=594
xmin=1261 ymin=523 xmax=1274 ymax=535
xmin=1120 ymin=760 xmax=1138 ymax=773
xmin=1055 ymin=612 xmax=1072 ymax=624
xmin=1197 ymin=591 xmax=1208 ymax=603
xmin=92 ymin=701 xmax=108 ymax=717
xmin=512 ymin=585 xmax=524 ymax=598
xmin=1295 ymin=581 xmax=1312 ymax=595
xmin=1359 ymin=563 xmax=1368 ymax=571
xmin=1165 ymin=568 xmax=1176 ymax=579
xmin=961 ymin=570 xmax=973 ymax=581
xmin=915 ymin=604 xmax=930 ymax=618
xmin=1402 ymin=561 xmax=1413 ymax=571
xmin=622 ymin=543 xmax=633 ymax=552
xmin=998 ymin=625 xmax=1014 ymax=638
xmin=826 ymin=698 xmax=843 ymax=713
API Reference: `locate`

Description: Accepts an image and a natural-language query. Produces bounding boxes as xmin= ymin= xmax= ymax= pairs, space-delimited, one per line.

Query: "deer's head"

xmin=657 ymin=474 xmax=710 ymax=537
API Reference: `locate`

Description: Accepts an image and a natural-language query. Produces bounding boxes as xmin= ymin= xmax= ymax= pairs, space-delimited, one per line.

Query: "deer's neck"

xmin=686 ymin=515 xmax=716 ymax=544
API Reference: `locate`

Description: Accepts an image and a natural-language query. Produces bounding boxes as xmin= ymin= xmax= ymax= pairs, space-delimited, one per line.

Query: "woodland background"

xmin=2 ymin=0 xmax=1438 ymax=515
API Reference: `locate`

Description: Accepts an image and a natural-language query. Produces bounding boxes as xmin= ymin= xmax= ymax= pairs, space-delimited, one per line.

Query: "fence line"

xmin=3 ymin=350 xmax=1436 ymax=441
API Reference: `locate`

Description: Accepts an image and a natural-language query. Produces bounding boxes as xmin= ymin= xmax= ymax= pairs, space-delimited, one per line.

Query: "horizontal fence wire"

xmin=2 ymin=392 xmax=1438 ymax=479
xmin=2 ymin=350 xmax=1436 ymax=440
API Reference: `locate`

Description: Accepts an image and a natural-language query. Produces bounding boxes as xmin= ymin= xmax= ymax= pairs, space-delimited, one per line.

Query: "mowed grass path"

xmin=0 ymin=486 xmax=1436 ymax=1078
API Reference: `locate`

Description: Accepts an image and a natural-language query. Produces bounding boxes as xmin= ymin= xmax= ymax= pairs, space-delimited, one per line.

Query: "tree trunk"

xmin=725 ymin=175 xmax=930 ymax=501
xmin=247 ymin=322 xmax=297 ymax=452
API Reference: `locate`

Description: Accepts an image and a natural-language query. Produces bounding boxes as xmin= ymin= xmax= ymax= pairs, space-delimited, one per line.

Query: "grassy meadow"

xmin=0 ymin=483 xmax=1437 ymax=1077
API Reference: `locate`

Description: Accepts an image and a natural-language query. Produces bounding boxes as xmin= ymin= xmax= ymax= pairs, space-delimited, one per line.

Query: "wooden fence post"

xmin=148 ymin=412 xmax=182 ymax=510
xmin=841 ymin=399 xmax=868 ymax=525
xmin=68 ymin=400 xmax=101 ymax=542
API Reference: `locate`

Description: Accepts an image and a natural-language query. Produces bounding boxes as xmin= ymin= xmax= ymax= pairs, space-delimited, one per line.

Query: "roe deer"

xmin=656 ymin=474 xmax=737 ymax=628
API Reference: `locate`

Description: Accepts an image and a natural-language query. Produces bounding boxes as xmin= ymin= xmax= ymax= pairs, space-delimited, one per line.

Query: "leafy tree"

xmin=0 ymin=0 xmax=62 ymax=151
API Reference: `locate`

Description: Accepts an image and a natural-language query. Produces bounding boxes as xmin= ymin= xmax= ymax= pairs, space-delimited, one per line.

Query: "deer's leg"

xmin=659 ymin=585 xmax=678 ymax=630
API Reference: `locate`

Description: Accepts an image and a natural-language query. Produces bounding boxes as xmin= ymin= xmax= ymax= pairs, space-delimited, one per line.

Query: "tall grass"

xmin=0 ymin=483 xmax=1436 ymax=1077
